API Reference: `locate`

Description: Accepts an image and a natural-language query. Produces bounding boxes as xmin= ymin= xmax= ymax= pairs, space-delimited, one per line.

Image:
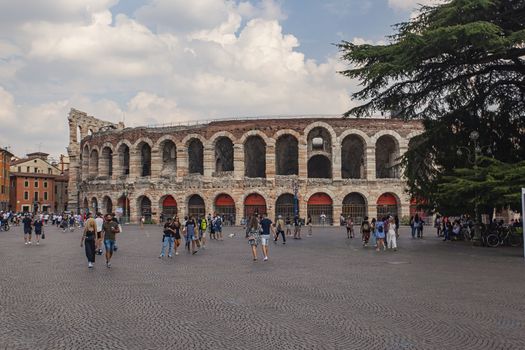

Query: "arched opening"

xmin=214 ymin=194 xmax=235 ymax=225
xmin=139 ymin=142 xmax=151 ymax=177
xmin=117 ymin=195 xmax=130 ymax=223
xmin=138 ymin=196 xmax=152 ymax=221
xmin=101 ymin=147 xmax=113 ymax=178
xmin=307 ymin=155 xmax=332 ymax=178
xmin=307 ymin=193 xmax=333 ymax=225
xmin=160 ymin=140 xmax=177 ymax=178
xmin=188 ymin=139 xmax=204 ymax=175
xmin=376 ymin=135 xmax=400 ymax=179
xmin=307 ymin=126 xmax=332 ymax=153
xmin=188 ymin=194 xmax=205 ymax=219
xmin=89 ymin=150 xmax=99 ymax=178
xmin=215 ymin=137 xmax=234 ymax=173
xmin=88 ymin=129 xmax=93 ymax=136
xmin=244 ymin=193 xmax=267 ymax=219
xmin=275 ymin=193 xmax=297 ymax=220
xmin=377 ymin=193 xmax=399 ymax=219
xmin=160 ymin=195 xmax=178 ymax=219
xmin=91 ymin=197 xmax=99 ymax=213
xmin=275 ymin=134 xmax=298 ymax=175
xmin=81 ymin=146 xmax=89 ymax=179
xmin=118 ymin=144 xmax=130 ymax=176
xmin=342 ymin=193 xmax=367 ymax=224
xmin=342 ymin=135 xmax=366 ymax=179
xmin=102 ymin=196 xmax=113 ymax=215
xmin=244 ymin=136 xmax=266 ymax=178
xmin=76 ymin=126 xmax=82 ymax=144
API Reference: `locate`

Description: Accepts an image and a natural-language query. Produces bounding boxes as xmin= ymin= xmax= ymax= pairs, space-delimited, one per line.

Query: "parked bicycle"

xmin=486 ymin=226 xmax=523 ymax=248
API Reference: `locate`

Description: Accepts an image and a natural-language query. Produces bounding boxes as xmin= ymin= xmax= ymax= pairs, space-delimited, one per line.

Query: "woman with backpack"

xmin=374 ymin=218 xmax=386 ymax=251
xmin=361 ymin=216 xmax=371 ymax=246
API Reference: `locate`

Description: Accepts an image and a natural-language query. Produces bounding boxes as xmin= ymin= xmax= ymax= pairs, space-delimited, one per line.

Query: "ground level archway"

xmin=342 ymin=192 xmax=367 ymax=224
xmin=102 ymin=196 xmax=113 ymax=215
xmin=138 ymin=196 xmax=152 ymax=222
xmin=214 ymin=193 xmax=235 ymax=225
xmin=160 ymin=195 xmax=178 ymax=221
xmin=244 ymin=193 xmax=267 ymax=219
xmin=188 ymin=194 xmax=206 ymax=220
xmin=307 ymin=193 xmax=333 ymax=225
xmin=376 ymin=193 xmax=399 ymax=219
xmin=117 ymin=196 xmax=130 ymax=223
xmin=275 ymin=193 xmax=297 ymax=220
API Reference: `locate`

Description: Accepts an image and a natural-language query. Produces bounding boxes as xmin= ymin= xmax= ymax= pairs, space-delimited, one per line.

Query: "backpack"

xmin=200 ymin=219 xmax=207 ymax=230
xmin=377 ymin=222 xmax=384 ymax=233
xmin=362 ymin=222 xmax=370 ymax=231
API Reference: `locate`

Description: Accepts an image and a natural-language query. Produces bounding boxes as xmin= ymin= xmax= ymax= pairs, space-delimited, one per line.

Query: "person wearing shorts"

xmin=33 ymin=217 xmax=43 ymax=245
xmin=22 ymin=214 xmax=32 ymax=245
xmin=172 ymin=217 xmax=182 ymax=255
xmin=184 ymin=216 xmax=198 ymax=255
xmin=102 ymin=214 xmax=120 ymax=268
xmin=95 ymin=212 xmax=104 ymax=255
xmin=259 ymin=213 xmax=274 ymax=261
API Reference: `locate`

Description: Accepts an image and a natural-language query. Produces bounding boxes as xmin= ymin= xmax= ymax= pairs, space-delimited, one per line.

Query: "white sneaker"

xmin=28 ymin=241 xmax=32 ymax=245
xmin=175 ymin=251 xmax=179 ymax=255
xmin=36 ymin=242 xmax=39 ymax=245
xmin=24 ymin=242 xmax=28 ymax=245
xmin=88 ymin=262 xmax=93 ymax=268
xmin=263 ymin=256 xmax=268 ymax=261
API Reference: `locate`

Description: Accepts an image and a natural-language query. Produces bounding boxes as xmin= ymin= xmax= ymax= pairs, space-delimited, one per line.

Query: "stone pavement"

xmin=0 ymin=224 xmax=524 ymax=350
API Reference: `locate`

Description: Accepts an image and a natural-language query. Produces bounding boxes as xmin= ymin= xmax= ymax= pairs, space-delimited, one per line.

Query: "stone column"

xmin=235 ymin=202 xmax=243 ymax=226
xmin=366 ymin=146 xmax=376 ymax=181
xmin=111 ymin=152 xmax=119 ymax=180
xmin=150 ymin=147 xmax=162 ymax=180
xmin=129 ymin=194 xmax=138 ymax=223
xmin=266 ymin=143 xmax=275 ymax=179
xmin=177 ymin=146 xmax=187 ymax=179
xmin=99 ymin=153 xmax=108 ymax=178
xmin=368 ymin=203 xmax=378 ymax=220
xmin=203 ymin=145 xmax=213 ymax=178
xmin=332 ymin=144 xmax=342 ymax=180
xmin=129 ymin=150 xmax=140 ymax=179
xmin=298 ymin=144 xmax=307 ymax=178
xmin=234 ymin=144 xmax=244 ymax=179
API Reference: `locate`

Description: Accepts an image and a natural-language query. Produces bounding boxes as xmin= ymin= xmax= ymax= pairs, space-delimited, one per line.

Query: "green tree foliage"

xmin=338 ymin=0 xmax=525 ymax=211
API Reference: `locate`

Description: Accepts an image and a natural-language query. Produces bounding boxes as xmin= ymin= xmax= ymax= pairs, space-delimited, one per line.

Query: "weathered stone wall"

xmin=69 ymin=109 xmax=424 ymax=224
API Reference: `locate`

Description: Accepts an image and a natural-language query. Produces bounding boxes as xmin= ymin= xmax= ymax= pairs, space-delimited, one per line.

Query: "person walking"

xmin=183 ymin=216 xmax=199 ymax=254
xmin=159 ymin=218 xmax=175 ymax=258
xmin=102 ymin=214 xmax=120 ymax=268
xmin=307 ymin=214 xmax=313 ymax=236
xmin=172 ymin=216 xmax=182 ymax=255
xmin=95 ymin=212 xmax=104 ymax=255
xmin=370 ymin=218 xmax=377 ymax=248
xmin=386 ymin=216 xmax=397 ymax=251
xmin=361 ymin=216 xmax=371 ymax=247
xmin=374 ymin=217 xmax=386 ymax=252
xmin=285 ymin=216 xmax=292 ymax=237
xmin=246 ymin=215 xmax=261 ymax=261
xmin=80 ymin=213 xmax=97 ymax=268
xmin=33 ymin=216 xmax=43 ymax=245
xmin=293 ymin=215 xmax=302 ymax=239
xmin=274 ymin=215 xmax=286 ymax=244
xmin=259 ymin=213 xmax=273 ymax=261
xmin=199 ymin=215 xmax=207 ymax=248
xmin=214 ymin=213 xmax=223 ymax=241
xmin=346 ymin=216 xmax=354 ymax=239
xmin=22 ymin=214 xmax=32 ymax=245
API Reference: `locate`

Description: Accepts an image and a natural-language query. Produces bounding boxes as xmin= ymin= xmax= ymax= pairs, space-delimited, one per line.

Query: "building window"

xmin=24 ymin=181 xmax=29 ymax=187
xmin=34 ymin=192 xmax=38 ymax=201
xmin=54 ymin=185 xmax=57 ymax=194
xmin=26 ymin=166 xmax=30 ymax=172
xmin=18 ymin=166 xmax=21 ymax=172
xmin=24 ymin=191 xmax=29 ymax=200
xmin=44 ymin=182 xmax=48 ymax=188
xmin=34 ymin=181 xmax=38 ymax=188
xmin=34 ymin=167 xmax=38 ymax=173
xmin=1 ymin=185 xmax=4 ymax=194
xmin=48 ymin=168 xmax=52 ymax=174
xmin=44 ymin=192 xmax=48 ymax=200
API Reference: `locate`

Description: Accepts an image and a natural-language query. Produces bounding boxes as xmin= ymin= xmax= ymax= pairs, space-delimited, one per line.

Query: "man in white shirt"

xmin=95 ymin=212 xmax=104 ymax=255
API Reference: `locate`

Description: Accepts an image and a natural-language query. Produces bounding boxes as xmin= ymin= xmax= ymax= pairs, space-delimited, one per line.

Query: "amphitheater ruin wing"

xmin=67 ymin=108 xmax=423 ymax=224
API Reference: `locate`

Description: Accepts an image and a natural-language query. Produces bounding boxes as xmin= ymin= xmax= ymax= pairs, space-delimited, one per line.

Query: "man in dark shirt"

xmin=34 ymin=218 xmax=43 ymax=245
xmin=102 ymin=214 xmax=120 ymax=267
xmin=22 ymin=215 xmax=32 ymax=245
xmin=259 ymin=213 xmax=274 ymax=261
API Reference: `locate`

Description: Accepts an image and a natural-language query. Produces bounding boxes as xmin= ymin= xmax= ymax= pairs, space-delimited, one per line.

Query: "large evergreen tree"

xmin=338 ymin=0 xmax=525 ymax=213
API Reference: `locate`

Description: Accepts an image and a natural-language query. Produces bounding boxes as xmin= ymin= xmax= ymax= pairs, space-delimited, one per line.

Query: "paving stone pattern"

xmin=1 ymin=225 xmax=524 ymax=350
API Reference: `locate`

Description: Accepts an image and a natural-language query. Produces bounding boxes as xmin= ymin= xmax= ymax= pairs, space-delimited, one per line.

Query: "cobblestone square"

xmin=1 ymin=224 xmax=524 ymax=350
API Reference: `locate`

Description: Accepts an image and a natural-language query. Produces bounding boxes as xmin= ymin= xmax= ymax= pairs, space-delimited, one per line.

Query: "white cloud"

xmin=388 ymin=0 xmax=441 ymax=11
xmin=0 ymin=0 xmax=356 ymax=158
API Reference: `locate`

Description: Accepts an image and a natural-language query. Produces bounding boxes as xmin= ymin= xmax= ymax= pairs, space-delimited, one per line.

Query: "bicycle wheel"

xmin=486 ymin=234 xmax=499 ymax=248
xmin=509 ymin=234 xmax=523 ymax=247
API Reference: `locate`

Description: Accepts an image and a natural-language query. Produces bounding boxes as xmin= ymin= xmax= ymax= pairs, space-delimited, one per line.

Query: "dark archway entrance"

xmin=215 ymin=137 xmax=234 ymax=173
xmin=275 ymin=193 xmax=296 ymax=220
xmin=342 ymin=192 xmax=367 ymax=224
xmin=188 ymin=139 xmax=204 ymax=175
xmin=214 ymin=194 xmax=235 ymax=225
xmin=188 ymin=194 xmax=206 ymax=219
xmin=244 ymin=136 xmax=266 ymax=178
xmin=377 ymin=193 xmax=399 ymax=219
xmin=307 ymin=193 xmax=333 ymax=225
xmin=161 ymin=195 xmax=178 ymax=219
xmin=275 ymin=134 xmax=298 ymax=175
xmin=341 ymin=135 xmax=365 ymax=179
xmin=307 ymin=155 xmax=332 ymax=178
xmin=244 ymin=193 xmax=267 ymax=219
xmin=138 ymin=196 xmax=152 ymax=221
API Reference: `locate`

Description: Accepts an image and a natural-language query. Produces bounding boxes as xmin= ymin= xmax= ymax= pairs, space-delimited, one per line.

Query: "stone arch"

xmin=209 ymin=131 xmax=237 ymax=146
xmin=239 ymin=130 xmax=272 ymax=145
xmin=342 ymin=192 xmax=368 ymax=224
xmin=159 ymin=139 xmax=177 ymax=178
xmin=187 ymin=138 xmax=204 ymax=175
xmin=213 ymin=193 xmax=236 ymax=225
xmin=81 ymin=145 xmax=90 ymax=179
xmin=187 ymin=194 xmax=206 ymax=219
xmin=375 ymin=134 xmax=400 ymax=179
xmin=116 ymin=141 xmax=131 ymax=176
xmin=275 ymin=134 xmax=299 ymax=175
xmin=137 ymin=195 xmax=152 ymax=221
xmin=117 ymin=195 xmax=130 ymax=223
xmin=83 ymin=197 xmax=89 ymax=214
xmin=376 ymin=192 xmax=401 ymax=219
xmin=304 ymin=122 xmax=337 ymax=149
xmin=214 ymin=136 xmax=234 ymax=173
xmin=159 ymin=194 xmax=178 ymax=219
xmin=307 ymin=192 xmax=334 ymax=225
xmin=341 ymin=133 xmax=366 ymax=179
xmin=275 ymin=193 xmax=297 ymax=220
xmin=306 ymin=125 xmax=333 ymax=155
xmin=89 ymin=148 xmax=99 ymax=178
xmin=244 ymin=135 xmax=266 ymax=178
xmin=244 ymin=192 xmax=268 ymax=219
xmin=102 ymin=195 xmax=113 ymax=215
xmin=136 ymin=140 xmax=152 ymax=177
xmin=307 ymin=154 xmax=332 ymax=178
xmin=90 ymin=196 xmax=99 ymax=213
xmin=100 ymin=145 xmax=113 ymax=178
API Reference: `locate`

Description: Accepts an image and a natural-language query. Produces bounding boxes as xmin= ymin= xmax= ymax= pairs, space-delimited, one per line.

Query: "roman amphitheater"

xmin=67 ymin=108 xmax=423 ymax=225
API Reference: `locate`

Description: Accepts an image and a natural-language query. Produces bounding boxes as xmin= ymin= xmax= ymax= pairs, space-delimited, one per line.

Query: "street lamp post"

xmin=456 ymin=131 xmax=491 ymax=242
xmin=292 ymin=179 xmax=299 ymax=218
xmin=122 ymin=189 xmax=129 ymax=224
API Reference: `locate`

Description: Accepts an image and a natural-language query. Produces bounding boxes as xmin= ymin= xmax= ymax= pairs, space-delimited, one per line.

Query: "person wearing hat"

xmin=274 ymin=214 xmax=286 ymax=244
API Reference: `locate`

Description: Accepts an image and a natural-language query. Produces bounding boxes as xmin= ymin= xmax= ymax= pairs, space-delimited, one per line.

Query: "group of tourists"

xmin=159 ymin=213 xmax=224 ymax=258
xmin=359 ymin=215 xmax=399 ymax=252
xmin=81 ymin=212 xmax=121 ymax=268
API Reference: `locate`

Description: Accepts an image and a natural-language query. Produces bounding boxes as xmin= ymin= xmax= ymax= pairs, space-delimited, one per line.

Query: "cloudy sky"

xmin=0 ymin=0 xmax=432 ymax=158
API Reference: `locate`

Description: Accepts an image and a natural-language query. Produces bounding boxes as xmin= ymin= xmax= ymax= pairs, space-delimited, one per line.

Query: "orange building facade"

xmin=0 ymin=148 xmax=14 ymax=211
